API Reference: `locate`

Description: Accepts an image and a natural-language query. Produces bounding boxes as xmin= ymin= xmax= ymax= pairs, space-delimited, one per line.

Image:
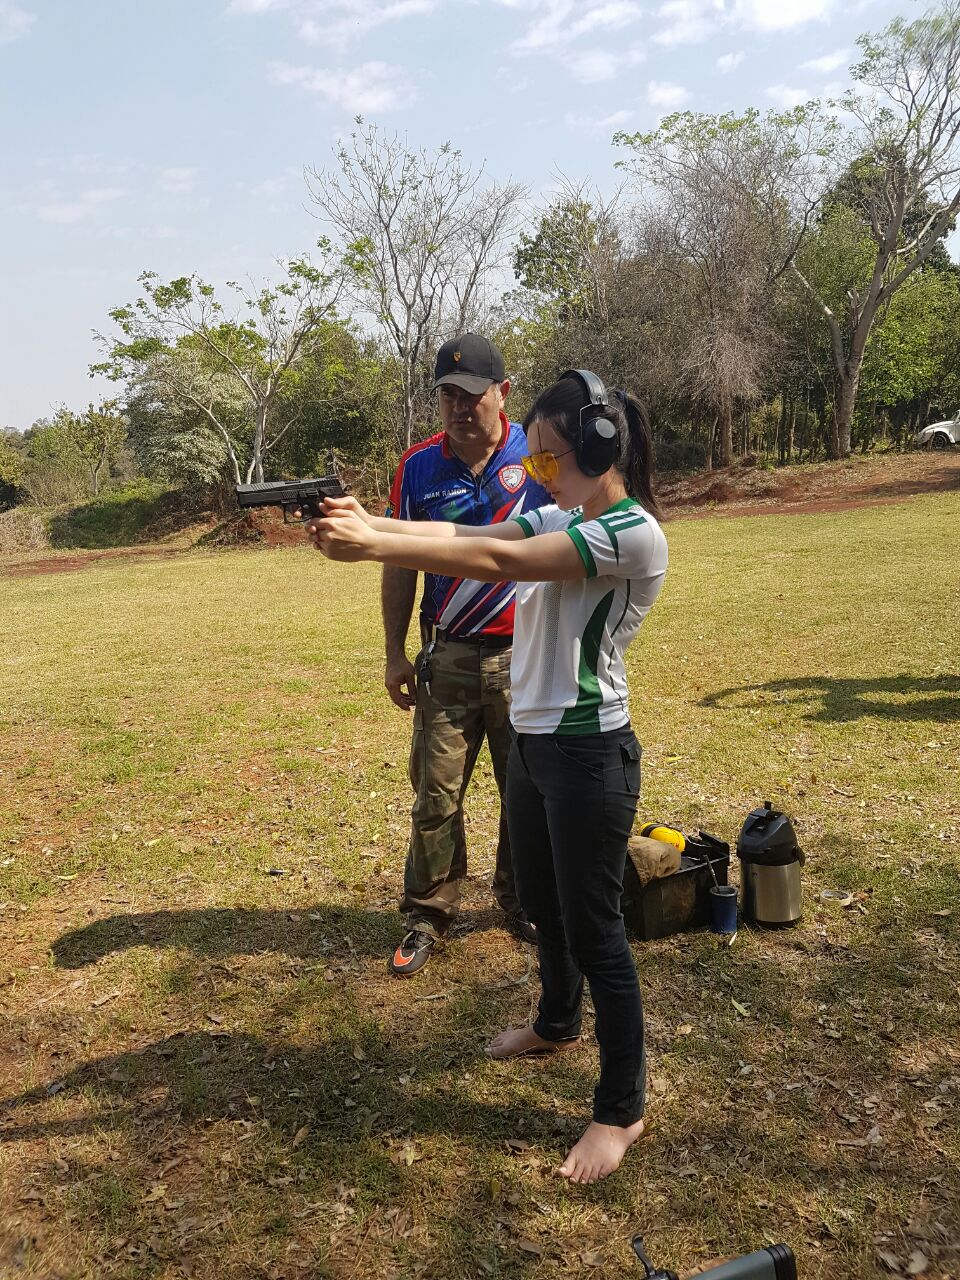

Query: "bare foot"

xmin=485 ymin=1025 xmax=580 ymax=1060
xmin=558 ymin=1118 xmax=646 ymax=1183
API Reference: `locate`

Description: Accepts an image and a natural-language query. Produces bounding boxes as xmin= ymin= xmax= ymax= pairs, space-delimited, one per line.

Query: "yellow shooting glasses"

xmin=521 ymin=446 xmax=576 ymax=484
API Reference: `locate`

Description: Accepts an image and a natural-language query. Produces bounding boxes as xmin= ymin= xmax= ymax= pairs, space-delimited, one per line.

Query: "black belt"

xmin=421 ymin=619 xmax=512 ymax=649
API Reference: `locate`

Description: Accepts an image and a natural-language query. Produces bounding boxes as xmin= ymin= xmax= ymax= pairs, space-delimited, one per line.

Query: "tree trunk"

xmin=704 ymin=415 xmax=718 ymax=471
xmin=248 ymin=401 xmax=268 ymax=483
xmin=719 ymin=400 xmax=733 ymax=468
xmin=833 ymin=369 xmax=860 ymax=458
xmin=788 ymin=398 xmax=795 ymax=464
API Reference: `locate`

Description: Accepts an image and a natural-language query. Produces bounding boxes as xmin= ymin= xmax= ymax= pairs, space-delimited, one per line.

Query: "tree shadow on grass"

xmin=700 ymin=674 xmax=960 ymax=724
xmin=0 ymin=1005 xmax=595 ymax=1277
xmin=12 ymin=938 xmax=955 ymax=1276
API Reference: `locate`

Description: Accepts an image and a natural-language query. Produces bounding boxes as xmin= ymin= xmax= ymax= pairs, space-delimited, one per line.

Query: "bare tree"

xmin=792 ymin=1 xmax=960 ymax=456
xmin=616 ymin=106 xmax=832 ymax=465
xmin=94 ymin=254 xmax=344 ymax=483
xmin=307 ymin=120 xmax=526 ymax=450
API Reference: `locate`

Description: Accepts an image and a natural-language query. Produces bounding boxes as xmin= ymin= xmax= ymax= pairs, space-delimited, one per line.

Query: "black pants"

xmin=506 ymin=725 xmax=646 ymax=1127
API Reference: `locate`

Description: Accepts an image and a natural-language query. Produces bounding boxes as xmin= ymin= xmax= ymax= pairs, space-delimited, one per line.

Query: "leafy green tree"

xmin=17 ymin=411 xmax=88 ymax=505
xmin=858 ymin=268 xmax=960 ymax=444
xmin=513 ymin=182 xmax=624 ymax=325
xmin=0 ymin=431 xmax=25 ymax=509
xmin=70 ymin=400 xmax=127 ymax=496
xmin=94 ymin=254 xmax=344 ymax=484
xmin=793 ymin=1 xmax=960 ymax=455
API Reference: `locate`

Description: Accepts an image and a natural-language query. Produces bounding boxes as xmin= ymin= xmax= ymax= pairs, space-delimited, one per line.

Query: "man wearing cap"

xmin=383 ymin=333 xmax=552 ymax=976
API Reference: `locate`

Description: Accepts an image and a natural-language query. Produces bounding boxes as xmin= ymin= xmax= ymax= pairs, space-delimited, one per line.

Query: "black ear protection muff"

xmin=559 ymin=368 xmax=621 ymax=477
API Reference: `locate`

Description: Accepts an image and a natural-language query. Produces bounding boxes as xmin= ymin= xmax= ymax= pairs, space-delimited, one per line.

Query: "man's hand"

xmin=385 ymin=654 xmax=417 ymax=710
xmin=305 ymin=508 xmax=377 ymax=561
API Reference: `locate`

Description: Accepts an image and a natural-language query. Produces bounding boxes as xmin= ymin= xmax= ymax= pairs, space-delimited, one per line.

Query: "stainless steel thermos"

xmin=736 ymin=801 xmax=804 ymax=927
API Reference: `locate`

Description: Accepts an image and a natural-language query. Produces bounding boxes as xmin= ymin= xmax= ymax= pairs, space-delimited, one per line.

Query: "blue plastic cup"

xmin=710 ymin=884 xmax=738 ymax=933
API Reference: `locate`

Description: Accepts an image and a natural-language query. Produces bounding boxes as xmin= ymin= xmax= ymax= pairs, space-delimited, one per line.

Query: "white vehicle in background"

xmin=915 ymin=414 xmax=960 ymax=448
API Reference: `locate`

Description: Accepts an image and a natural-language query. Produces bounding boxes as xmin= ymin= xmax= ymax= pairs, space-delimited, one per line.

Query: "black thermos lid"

xmin=736 ymin=800 xmax=805 ymax=866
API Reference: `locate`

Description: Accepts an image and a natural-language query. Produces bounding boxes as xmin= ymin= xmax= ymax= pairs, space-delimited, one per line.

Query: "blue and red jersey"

xmin=385 ymin=413 xmax=552 ymax=638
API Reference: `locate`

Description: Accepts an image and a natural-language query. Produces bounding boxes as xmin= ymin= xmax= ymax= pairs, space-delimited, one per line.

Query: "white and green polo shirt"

xmin=509 ymin=500 xmax=667 ymax=735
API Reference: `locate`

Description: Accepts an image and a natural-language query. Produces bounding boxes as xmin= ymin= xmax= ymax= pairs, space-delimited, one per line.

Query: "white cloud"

xmin=269 ymin=59 xmax=417 ymax=111
xmin=654 ymin=0 xmax=835 ymax=45
xmin=0 ymin=1 xmax=35 ymax=44
xmin=510 ymin=0 xmax=643 ymax=54
xmin=716 ymin=50 xmax=744 ymax=73
xmin=800 ymin=48 xmax=847 ymax=73
xmin=653 ymin=0 xmax=720 ymax=47
xmin=159 ymin=167 xmax=198 ymax=194
xmin=227 ymin=0 xmax=289 ymax=13
xmin=559 ymin=45 xmax=645 ymax=83
xmin=647 ymin=79 xmax=690 ymax=110
xmin=36 ymin=187 xmax=127 ymax=224
xmin=564 ymin=107 xmax=633 ymax=134
xmin=231 ymin=0 xmax=435 ymax=47
xmin=732 ymin=0 xmax=835 ymax=31
xmin=765 ymin=83 xmax=811 ymax=109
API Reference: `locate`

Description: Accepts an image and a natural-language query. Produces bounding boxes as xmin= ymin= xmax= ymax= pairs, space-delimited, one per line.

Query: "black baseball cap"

xmin=433 ymin=333 xmax=506 ymax=395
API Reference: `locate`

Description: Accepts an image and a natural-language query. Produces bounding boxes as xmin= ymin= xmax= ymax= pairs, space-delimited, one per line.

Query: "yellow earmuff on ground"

xmin=638 ymin=822 xmax=686 ymax=852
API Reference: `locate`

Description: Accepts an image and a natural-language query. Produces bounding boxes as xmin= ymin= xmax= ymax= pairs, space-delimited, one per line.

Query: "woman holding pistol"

xmin=307 ymin=371 xmax=667 ymax=1183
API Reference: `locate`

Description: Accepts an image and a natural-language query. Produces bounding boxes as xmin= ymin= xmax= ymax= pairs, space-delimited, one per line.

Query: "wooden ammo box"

xmin=622 ymin=833 xmax=731 ymax=941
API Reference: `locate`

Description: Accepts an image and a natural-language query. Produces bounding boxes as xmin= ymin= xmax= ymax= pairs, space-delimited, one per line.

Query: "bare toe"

xmin=558 ymin=1119 xmax=645 ymax=1183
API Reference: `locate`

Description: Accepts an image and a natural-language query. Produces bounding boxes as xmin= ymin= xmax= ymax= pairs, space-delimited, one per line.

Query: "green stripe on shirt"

xmin=515 ymin=514 xmax=535 ymax=538
xmin=565 ymin=526 xmax=597 ymax=577
xmin=557 ymin=589 xmax=615 ymax=734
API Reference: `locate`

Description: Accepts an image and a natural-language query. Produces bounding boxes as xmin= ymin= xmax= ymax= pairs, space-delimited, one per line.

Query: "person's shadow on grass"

xmin=700 ymin=673 xmax=960 ymax=724
xmin=51 ymin=902 xmax=400 ymax=970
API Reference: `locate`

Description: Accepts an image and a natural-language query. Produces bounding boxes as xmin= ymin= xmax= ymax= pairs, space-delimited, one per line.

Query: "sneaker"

xmin=506 ymin=911 xmax=537 ymax=946
xmin=390 ymin=928 xmax=437 ymax=977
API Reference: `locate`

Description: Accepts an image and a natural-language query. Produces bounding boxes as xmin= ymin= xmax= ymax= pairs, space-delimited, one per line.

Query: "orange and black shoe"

xmin=389 ymin=928 xmax=438 ymax=977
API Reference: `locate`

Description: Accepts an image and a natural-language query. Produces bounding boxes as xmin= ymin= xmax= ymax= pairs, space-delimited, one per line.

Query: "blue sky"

xmin=0 ymin=0 xmax=915 ymax=430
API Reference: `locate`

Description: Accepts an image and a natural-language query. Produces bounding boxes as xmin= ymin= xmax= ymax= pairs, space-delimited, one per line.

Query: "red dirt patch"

xmin=2 ymin=547 xmax=186 ymax=579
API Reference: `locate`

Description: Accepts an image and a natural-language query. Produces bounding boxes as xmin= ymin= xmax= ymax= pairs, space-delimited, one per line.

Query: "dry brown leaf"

xmin=517 ymin=1240 xmax=544 ymax=1257
xmin=291 ymin=1125 xmax=311 ymax=1149
xmin=906 ymin=1252 xmax=929 ymax=1275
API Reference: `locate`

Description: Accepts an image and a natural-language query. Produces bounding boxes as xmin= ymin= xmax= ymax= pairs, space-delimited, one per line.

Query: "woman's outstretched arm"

xmin=307 ymin=509 xmax=585 ymax=583
xmin=320 ymin=495 xmax=526 ymax=542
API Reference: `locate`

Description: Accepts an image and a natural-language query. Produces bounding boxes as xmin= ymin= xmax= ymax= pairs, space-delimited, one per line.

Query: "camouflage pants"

xmin=401 ymin=635 xmax=520 ymax=934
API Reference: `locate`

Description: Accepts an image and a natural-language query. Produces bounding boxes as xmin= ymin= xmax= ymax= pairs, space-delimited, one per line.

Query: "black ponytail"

xmin=613 ymin=389 xmax=662 ymax=521
xmin=524 ymin=376 xmax=662 ymax=521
